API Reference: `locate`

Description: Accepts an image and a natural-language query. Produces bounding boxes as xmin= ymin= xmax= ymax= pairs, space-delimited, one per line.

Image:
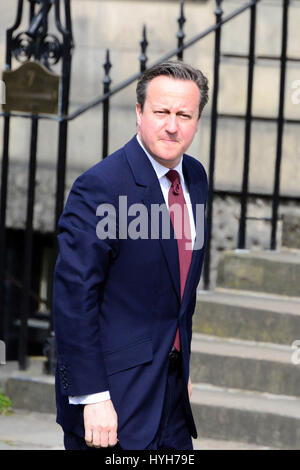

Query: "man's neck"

xmin=136 ymin=134 xmax=183 ymax=172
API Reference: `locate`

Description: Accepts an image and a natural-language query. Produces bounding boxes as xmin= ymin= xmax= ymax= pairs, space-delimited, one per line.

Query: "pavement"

xmin=0 ymin=409 xmax=275 ymax=450
xmin=0 ymin=409 xmax=64 ymax=450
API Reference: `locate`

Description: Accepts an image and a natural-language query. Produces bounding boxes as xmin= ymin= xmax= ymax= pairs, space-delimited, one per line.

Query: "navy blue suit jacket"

xmin=53 ymin=135 xmax=208 ymax=449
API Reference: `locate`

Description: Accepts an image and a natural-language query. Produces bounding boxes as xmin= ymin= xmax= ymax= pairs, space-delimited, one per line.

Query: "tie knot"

xmin=166 ymin=169 xmax=180 ymax=185
xmin=166 ymin=169 xmax=181 ymax=195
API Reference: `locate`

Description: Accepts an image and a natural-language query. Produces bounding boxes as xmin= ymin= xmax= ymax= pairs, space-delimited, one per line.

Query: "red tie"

xmin=166 ymin=169 xmax=193 ymax=351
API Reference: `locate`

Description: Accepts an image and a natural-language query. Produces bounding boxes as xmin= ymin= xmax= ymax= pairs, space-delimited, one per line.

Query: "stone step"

xmin=190 ymin=383 xmax=300 ymax=449
xmin=194 ymin=289 xmax=300 ymax=345
xmin=190 ymin=333 xmax=300 ymax=397
xmin=217 ymin=249 xmax=300 ymax=297
xmin=4 ymin=375 xmax=56 ymax=414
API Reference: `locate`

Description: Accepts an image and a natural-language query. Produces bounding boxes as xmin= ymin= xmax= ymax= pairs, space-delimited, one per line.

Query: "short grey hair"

xmin=136 ymin=60 xmax=209 ymax=119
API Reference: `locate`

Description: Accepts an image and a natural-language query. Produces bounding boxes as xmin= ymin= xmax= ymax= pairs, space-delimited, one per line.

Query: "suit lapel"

xmin=142 ymin=183 xmax=181 ymax=302
xmin=124 ymin=137 xmax=206 ymax=307
xmin=124 ymin=137 xmax=181 ymax=302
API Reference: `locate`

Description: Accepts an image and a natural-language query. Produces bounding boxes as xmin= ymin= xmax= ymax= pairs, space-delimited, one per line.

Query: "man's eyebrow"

xmin=177 ymin=110 xmax=193 ymax=115
xmin=152 ymin=105 xmax=193 ymax=115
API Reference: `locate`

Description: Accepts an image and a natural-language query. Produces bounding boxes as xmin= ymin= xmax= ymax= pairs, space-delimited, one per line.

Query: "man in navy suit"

xmin=53 ymin=60 xmax=209 ymax=450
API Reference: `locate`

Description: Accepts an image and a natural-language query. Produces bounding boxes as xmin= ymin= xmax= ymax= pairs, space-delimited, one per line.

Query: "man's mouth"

xmin=160 ymin=138 xmax=179 ymax=143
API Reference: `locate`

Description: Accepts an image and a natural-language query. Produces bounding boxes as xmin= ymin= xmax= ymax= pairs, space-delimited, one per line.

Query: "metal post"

xmin=0 ymin=0 xmax=24 ymax=348
xmin=0 ymin=116 xmax=10 ymax=346
xmin=54 ymin=0 xmax=73 ymax=228
xmin=238 ymin=2 xmax=257 ymax=249
xmin=18 ymin=115 xmax=38 ymax=370
xmin=203 ymin=0 xmax=223 ymax=290
xmin=177 ymin=0 xmax=186 ymax=60
xmin=270 ymin=0 xmax=289 ymax=250
xmin=102 ymin=50 xmax=112 ymax=160
xmin=45 ymin=0 xmax=73 ymax=374
xmin=139 ymin=25 xmax=148 ymax=73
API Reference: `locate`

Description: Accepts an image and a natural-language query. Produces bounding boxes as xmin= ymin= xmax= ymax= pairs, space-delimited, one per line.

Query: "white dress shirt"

xmin=136 ymin=135 xmax=196 ymax=246
xmin=69 ymin=135 xmax=195 ymax=405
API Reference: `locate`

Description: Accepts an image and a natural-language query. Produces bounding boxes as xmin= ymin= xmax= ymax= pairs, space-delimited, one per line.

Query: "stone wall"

xmin=202 ymin=194 xmax=300 ymax=289
xmin=1 ymin=0 xmax=300 ymax=196
xmin=6 ymin=160 xmax=300 ymax=289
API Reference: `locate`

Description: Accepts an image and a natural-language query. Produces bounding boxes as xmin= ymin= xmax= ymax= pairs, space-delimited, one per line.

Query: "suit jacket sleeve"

xmin=53 ymin=171 xmax=120 ymax=396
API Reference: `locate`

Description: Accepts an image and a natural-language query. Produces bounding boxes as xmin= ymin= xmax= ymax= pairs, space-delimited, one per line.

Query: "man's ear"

xmin=136 ymin=102 xmax=142 ymax=126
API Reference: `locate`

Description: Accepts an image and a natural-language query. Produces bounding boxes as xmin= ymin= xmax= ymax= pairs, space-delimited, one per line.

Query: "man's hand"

xmin=188 ymin=376 xmax=192 ymax=400
xmin=83 ymin=399 xmax=118 ymax=448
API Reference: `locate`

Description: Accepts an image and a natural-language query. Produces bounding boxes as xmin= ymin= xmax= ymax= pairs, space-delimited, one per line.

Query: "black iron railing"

xmin=0 ymin=0 xmax=73 ymax=370
xmin=0 ymin=0 xmax=298 ymax=371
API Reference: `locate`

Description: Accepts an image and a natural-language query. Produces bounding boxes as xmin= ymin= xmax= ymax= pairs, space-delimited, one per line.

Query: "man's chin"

xmin=154 ymin=153 xmax=182 ymax=168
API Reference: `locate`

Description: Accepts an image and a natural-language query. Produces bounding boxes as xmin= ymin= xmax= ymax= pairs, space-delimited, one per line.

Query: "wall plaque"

xmin=2 ymin=61 xmax=60 ymax=115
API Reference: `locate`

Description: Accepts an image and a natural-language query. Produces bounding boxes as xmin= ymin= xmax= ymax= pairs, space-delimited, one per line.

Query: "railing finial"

xmin=139 ymin=24 xmax=148 ymax=73
xmin=177 ymin=0 xmax=186 ymax=60
xmin=103 ymin=49 xmax=112 ymax=88
xmin=215 ymin=0 xmax=224 ymax=20
xmin=102 ymin=49 xmax=112 ymax=159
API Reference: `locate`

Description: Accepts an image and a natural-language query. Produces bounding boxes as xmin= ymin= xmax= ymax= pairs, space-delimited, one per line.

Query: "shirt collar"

xmin=136 ymin=134 xmax=184 ymax=183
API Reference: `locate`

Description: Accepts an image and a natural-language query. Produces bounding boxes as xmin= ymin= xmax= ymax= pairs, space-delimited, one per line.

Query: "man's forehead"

xmin=145 ymin=76 xmax=200 ymax=108
xmin=146 ymin=75 xmax=198 ymax=91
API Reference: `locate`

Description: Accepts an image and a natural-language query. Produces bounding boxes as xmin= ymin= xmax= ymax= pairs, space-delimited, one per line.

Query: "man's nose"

xmin=165 ymin=114 xmax=178 ymax=133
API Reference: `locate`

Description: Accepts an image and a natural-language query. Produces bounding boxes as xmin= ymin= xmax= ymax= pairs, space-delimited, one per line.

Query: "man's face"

xmin=136 ymin=76 xmax=200 ymax=168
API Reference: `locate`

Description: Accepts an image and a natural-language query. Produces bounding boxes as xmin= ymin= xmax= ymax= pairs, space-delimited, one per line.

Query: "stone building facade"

xmin=0 ymin=0 xmax=299 ymax=297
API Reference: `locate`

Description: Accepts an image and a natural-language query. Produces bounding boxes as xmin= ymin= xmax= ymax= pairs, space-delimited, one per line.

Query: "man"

xmin=53 ymin=60 xmax=209 ymax=450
